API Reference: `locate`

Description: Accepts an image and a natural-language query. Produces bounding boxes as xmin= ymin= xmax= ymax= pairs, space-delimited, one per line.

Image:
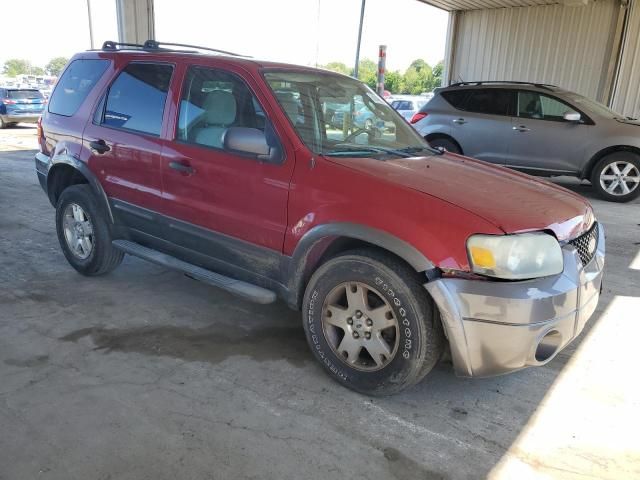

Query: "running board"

xmin=112 ymin=240 xmax=277 ymax=304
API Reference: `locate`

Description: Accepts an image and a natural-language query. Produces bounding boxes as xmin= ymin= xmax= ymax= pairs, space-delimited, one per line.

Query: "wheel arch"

xmin=286 ymin=223 xmax=436 ymax=310
xmin=581 ymin=145 xmax=640 ymax=180
xmin=425 ymin=133 xmax=463 ymax=154
xmin=47 ymin=155 xmax=113 ymax=223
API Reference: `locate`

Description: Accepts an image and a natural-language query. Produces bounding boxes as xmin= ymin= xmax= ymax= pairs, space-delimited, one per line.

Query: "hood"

xmin=325 ymin=153 xmax=594 ymax=242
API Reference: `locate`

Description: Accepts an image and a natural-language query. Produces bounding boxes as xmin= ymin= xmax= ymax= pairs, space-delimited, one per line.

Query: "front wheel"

xmin=591 ymin=152 xmax=640 ymax=202
xmin=56 ymin=184 xmax=124 ymax=276
xmin=302 ymin=249 xmax=445 ymax=395
xmin=428 ymin=136 xmax=461 ymax=154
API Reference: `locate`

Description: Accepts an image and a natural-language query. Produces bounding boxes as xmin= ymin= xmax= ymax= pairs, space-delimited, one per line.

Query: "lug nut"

xmin=347 ymin=318 xmax=353 ymax=325
xmin=355 ymin=311 xmax=363 ymax=318
xmin=365 ymin=332 xmax=371 ymax=339
xmin=353 ymin=331 xmax=360 ymax=339
xmin=366 ymin=318 xmax=373 ymax=326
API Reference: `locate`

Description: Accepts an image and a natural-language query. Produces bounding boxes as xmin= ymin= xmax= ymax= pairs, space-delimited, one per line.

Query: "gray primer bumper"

xmin=426 ymin=224 xmax=605 ymax=377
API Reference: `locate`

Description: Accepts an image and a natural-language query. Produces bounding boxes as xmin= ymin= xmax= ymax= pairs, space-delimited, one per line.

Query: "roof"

xmin=442 ymin=80 xmax=561 ymax=91
xmin=418 ymin=0 xmax=561 ymax=12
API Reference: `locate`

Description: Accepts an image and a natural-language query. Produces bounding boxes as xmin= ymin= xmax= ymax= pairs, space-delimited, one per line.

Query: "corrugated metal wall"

xmin=611 ymin=0 xmax=640 ymax=117
xmin=449 ymin=0 xmax=621 ymax=102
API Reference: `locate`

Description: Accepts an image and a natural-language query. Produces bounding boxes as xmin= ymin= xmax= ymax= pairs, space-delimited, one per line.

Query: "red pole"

xmin=377 ymin=45 xmax=386 ymax=96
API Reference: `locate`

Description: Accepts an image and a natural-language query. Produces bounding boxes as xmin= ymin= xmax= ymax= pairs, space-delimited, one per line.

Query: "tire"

xmin=428 ymin=136 xmax=461 ymax=154
xmin=302 ymin=249 xmax=445 ymax=396
xmin=591 ymin=152 xmax=640 ymax=203
xmin=55 ymin=184 xmax=124 ymax=276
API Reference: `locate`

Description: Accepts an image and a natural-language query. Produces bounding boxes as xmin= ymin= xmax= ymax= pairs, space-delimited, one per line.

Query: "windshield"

xmin=563 ymin=92 xmax=619 ymax=118
xmin=264 ymin=71 xmax=436 ymax=158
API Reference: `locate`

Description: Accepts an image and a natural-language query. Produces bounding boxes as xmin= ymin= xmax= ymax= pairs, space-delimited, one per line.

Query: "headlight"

xmin=467 ymin=232 xmax=563 ymax=280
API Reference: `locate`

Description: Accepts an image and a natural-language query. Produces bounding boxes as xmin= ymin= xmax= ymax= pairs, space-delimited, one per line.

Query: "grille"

xmin=569 ymin=222 xmax=598 ymax=266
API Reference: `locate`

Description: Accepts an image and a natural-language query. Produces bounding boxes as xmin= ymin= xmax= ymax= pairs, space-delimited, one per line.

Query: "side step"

xmin=112 ymin=240 xmax=277 ymax=304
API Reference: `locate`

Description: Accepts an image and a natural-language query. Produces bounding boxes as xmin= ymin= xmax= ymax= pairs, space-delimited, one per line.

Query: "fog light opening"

xmin=535 ymin=330 xmax=562 ymax=362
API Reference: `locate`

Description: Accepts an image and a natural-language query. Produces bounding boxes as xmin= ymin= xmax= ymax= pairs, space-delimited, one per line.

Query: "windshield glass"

xmin=563 ymin=92 xmax=618 ymax=118
xmin=264 ymin=70 xmax=436 ymax=158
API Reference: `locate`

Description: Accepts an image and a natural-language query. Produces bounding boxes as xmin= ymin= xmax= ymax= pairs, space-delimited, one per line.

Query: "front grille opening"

xmin=569 ymin=222 xmax=598 ymax=266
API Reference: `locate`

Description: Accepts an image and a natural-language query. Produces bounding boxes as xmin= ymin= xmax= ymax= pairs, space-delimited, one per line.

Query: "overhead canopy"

xmin=418 ymin=0 xmax=581 ymax=12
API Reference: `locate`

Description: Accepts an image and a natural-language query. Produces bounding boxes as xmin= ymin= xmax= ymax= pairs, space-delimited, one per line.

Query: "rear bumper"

xmin=35 ymin=151 xmax=51 ymax=194
xmin=1 ymin=113 xmax=42 ymax=123
xmin=426 ymin=223 xmax=605 ymax=377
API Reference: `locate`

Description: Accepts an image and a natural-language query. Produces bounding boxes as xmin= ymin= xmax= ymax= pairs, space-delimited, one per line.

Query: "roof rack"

xmin=448 ymin=80 xmax=557 ymax=90
xmin=101 ymin=40 xmax=249 ymax=58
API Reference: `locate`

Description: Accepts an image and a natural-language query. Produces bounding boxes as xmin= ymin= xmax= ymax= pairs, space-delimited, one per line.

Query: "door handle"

xmin=512 ymin=125 xmax=530 ymax=132
xmin=89 ymin=139 xmax=110 ymax=154
xmin=169 ymin=161 xmax=195 ymax=174
xmin=452 ymin=118 xmax=467 ymax=125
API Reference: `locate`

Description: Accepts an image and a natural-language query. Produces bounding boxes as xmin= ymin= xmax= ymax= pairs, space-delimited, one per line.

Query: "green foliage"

xmin=2 ymin=59 xmax=32 ymax=77
xmin=45 ymin=57 xmax=69 ymax=77
xmin=322 ymin=58 xmax=445 ymax=95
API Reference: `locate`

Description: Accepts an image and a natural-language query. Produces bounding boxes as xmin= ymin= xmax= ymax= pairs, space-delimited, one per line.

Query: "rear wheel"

xmin=428 ymin=136 xmax=461 ymax=154
xmin=56 ymin=184 xmax=124 ymax=276
xmin=591 ymin=152 xmax=640 ymax=202
xmin=302 ymin=249 xmax=445 ymax=395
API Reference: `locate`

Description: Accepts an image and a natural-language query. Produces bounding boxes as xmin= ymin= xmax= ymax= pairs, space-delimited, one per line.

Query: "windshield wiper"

xmin=323 ymin=144 xmax=412 ymax=158
xmin=398 ymin=145 xmax=443 ymax=155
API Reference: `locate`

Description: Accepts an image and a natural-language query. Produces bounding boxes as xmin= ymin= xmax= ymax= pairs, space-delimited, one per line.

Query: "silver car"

xmin=412 ymin=81 xmax=640 ymax=202
xmin=390 ymin=95 xmax=429 ymax=122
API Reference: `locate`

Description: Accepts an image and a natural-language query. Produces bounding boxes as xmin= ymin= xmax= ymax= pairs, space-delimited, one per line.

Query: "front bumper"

xmin=426 ymin=223 xmax=605 ymax=377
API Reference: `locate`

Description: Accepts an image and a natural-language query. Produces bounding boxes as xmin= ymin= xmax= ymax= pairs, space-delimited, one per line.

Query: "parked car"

xmin=411 ymin=81 xmax=640 ymax=202
xmin=36 ymin=41 xmax=604 ymax=395
xmin=390 ymin=95 xmax=429 ymax=121
xmin=0 ymin=88 xmax=46 ymax=127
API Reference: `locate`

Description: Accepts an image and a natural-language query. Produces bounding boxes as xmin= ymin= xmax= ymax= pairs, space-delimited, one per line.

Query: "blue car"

xmin=0 ymin=88 xmax=46 ymax=128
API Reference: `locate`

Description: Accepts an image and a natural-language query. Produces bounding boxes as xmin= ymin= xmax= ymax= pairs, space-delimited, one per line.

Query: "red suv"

xmin=35 ymin=41 xmax=605 ymax=395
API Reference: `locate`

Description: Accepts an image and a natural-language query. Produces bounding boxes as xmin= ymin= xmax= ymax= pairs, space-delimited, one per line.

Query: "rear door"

xmin=449 ymin=88 xmax=515 ymax=165
xmin=159 ymin=62 xmax=294 ymax=277
xmin=83 ymin=61 xmax=174 ymax=237
xmin=507 ymin=90 xmax=588 ymax=174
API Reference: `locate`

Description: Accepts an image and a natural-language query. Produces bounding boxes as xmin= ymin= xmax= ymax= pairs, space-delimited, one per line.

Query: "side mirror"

xmin=223 ymin=127 xmax=281 ymax=163
xmin=563 ymin=112 xmax=581 ymax=122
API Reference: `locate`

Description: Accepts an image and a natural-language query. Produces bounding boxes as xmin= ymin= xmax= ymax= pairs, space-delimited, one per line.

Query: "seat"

xmin=525 ymin=98 xmax=542 ymax=119
xmin=193 ymin=90 xmax=237 ymax=148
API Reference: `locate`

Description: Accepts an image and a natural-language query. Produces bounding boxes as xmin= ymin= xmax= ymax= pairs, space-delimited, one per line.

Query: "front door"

xmin=507 ymin=90 xmax=589 ymax=175
xmin=160 ymin=63 xmax=294 ymax=281
xmin=84 ymin=61 xmax=174 ymax=237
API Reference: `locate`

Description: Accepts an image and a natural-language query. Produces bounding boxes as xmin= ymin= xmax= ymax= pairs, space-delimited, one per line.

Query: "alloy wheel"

xmin=599 ymin=161 xmax=640 ymax=196
xmin=62 ymin=203 xmax=94 ymax=260
xmin=322 ymin=281 xmax=399 ymax=371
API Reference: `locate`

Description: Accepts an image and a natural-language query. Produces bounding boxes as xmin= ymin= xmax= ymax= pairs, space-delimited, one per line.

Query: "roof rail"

xmin=101 ymin=40 xmax=249 ymax=58
xmin=448 ymin=80 xmax=557 ymax=90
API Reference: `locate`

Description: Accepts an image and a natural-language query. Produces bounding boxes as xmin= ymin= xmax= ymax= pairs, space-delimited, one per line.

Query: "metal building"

xmin=422 ymin=0 xmax=640 ymax=118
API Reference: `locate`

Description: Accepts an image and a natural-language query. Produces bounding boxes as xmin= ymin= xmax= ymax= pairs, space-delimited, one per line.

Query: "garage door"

xmin=449 ymin=0 xmax=622 ymax=102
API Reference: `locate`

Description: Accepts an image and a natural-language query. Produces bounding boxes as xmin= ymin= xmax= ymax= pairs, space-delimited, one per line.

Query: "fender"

xmin=46 ymin=153 xmax=114 ymax=223
xmin=285 ymin=222 xmax=435 ymax=309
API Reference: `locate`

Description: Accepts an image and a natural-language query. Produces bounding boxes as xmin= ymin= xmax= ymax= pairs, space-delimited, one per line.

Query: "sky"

xmin=1 ymin=0 xmax=448 ymax=74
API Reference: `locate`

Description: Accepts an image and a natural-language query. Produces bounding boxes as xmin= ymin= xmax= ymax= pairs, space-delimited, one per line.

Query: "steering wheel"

xmin=342 ymin=127 xmax=371 ymax=144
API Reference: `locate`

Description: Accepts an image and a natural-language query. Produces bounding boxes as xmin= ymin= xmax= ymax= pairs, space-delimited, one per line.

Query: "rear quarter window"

xmin=48 ymin=59 xmax=109 ymax=117
xmin=440 ymin=90 xmax=468 ymax=110
xmin=8 ymin=90 xmax=43 ymax=100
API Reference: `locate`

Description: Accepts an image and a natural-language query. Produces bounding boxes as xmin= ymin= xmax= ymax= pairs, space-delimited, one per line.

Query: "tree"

xmin=45 ymin=57 xmax=69 ymax=77
xmin=3 ymin=59 xmax=32 ymax=77
xmin=384 ymin=71 xmax=402 ymax=94
xmin=357 ymin=58 xmax=378 ymax=90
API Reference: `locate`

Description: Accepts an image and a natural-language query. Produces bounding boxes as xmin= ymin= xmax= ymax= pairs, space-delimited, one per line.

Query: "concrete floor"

xmin=1 ymin=126 xmax=639 ymax=480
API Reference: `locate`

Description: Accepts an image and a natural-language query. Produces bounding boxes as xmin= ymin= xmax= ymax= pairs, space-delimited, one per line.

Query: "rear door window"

xmin=48 ymin=59 xmax=109 ymax=116
xmin=101 ymin=62 xmax=173 ymax=136
xmin=464 ymin=89 xmax=513 ymax=116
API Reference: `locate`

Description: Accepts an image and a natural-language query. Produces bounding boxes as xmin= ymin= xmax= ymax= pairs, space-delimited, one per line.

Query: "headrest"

xmin=203 ymin=90 xmax=237 ymax=125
